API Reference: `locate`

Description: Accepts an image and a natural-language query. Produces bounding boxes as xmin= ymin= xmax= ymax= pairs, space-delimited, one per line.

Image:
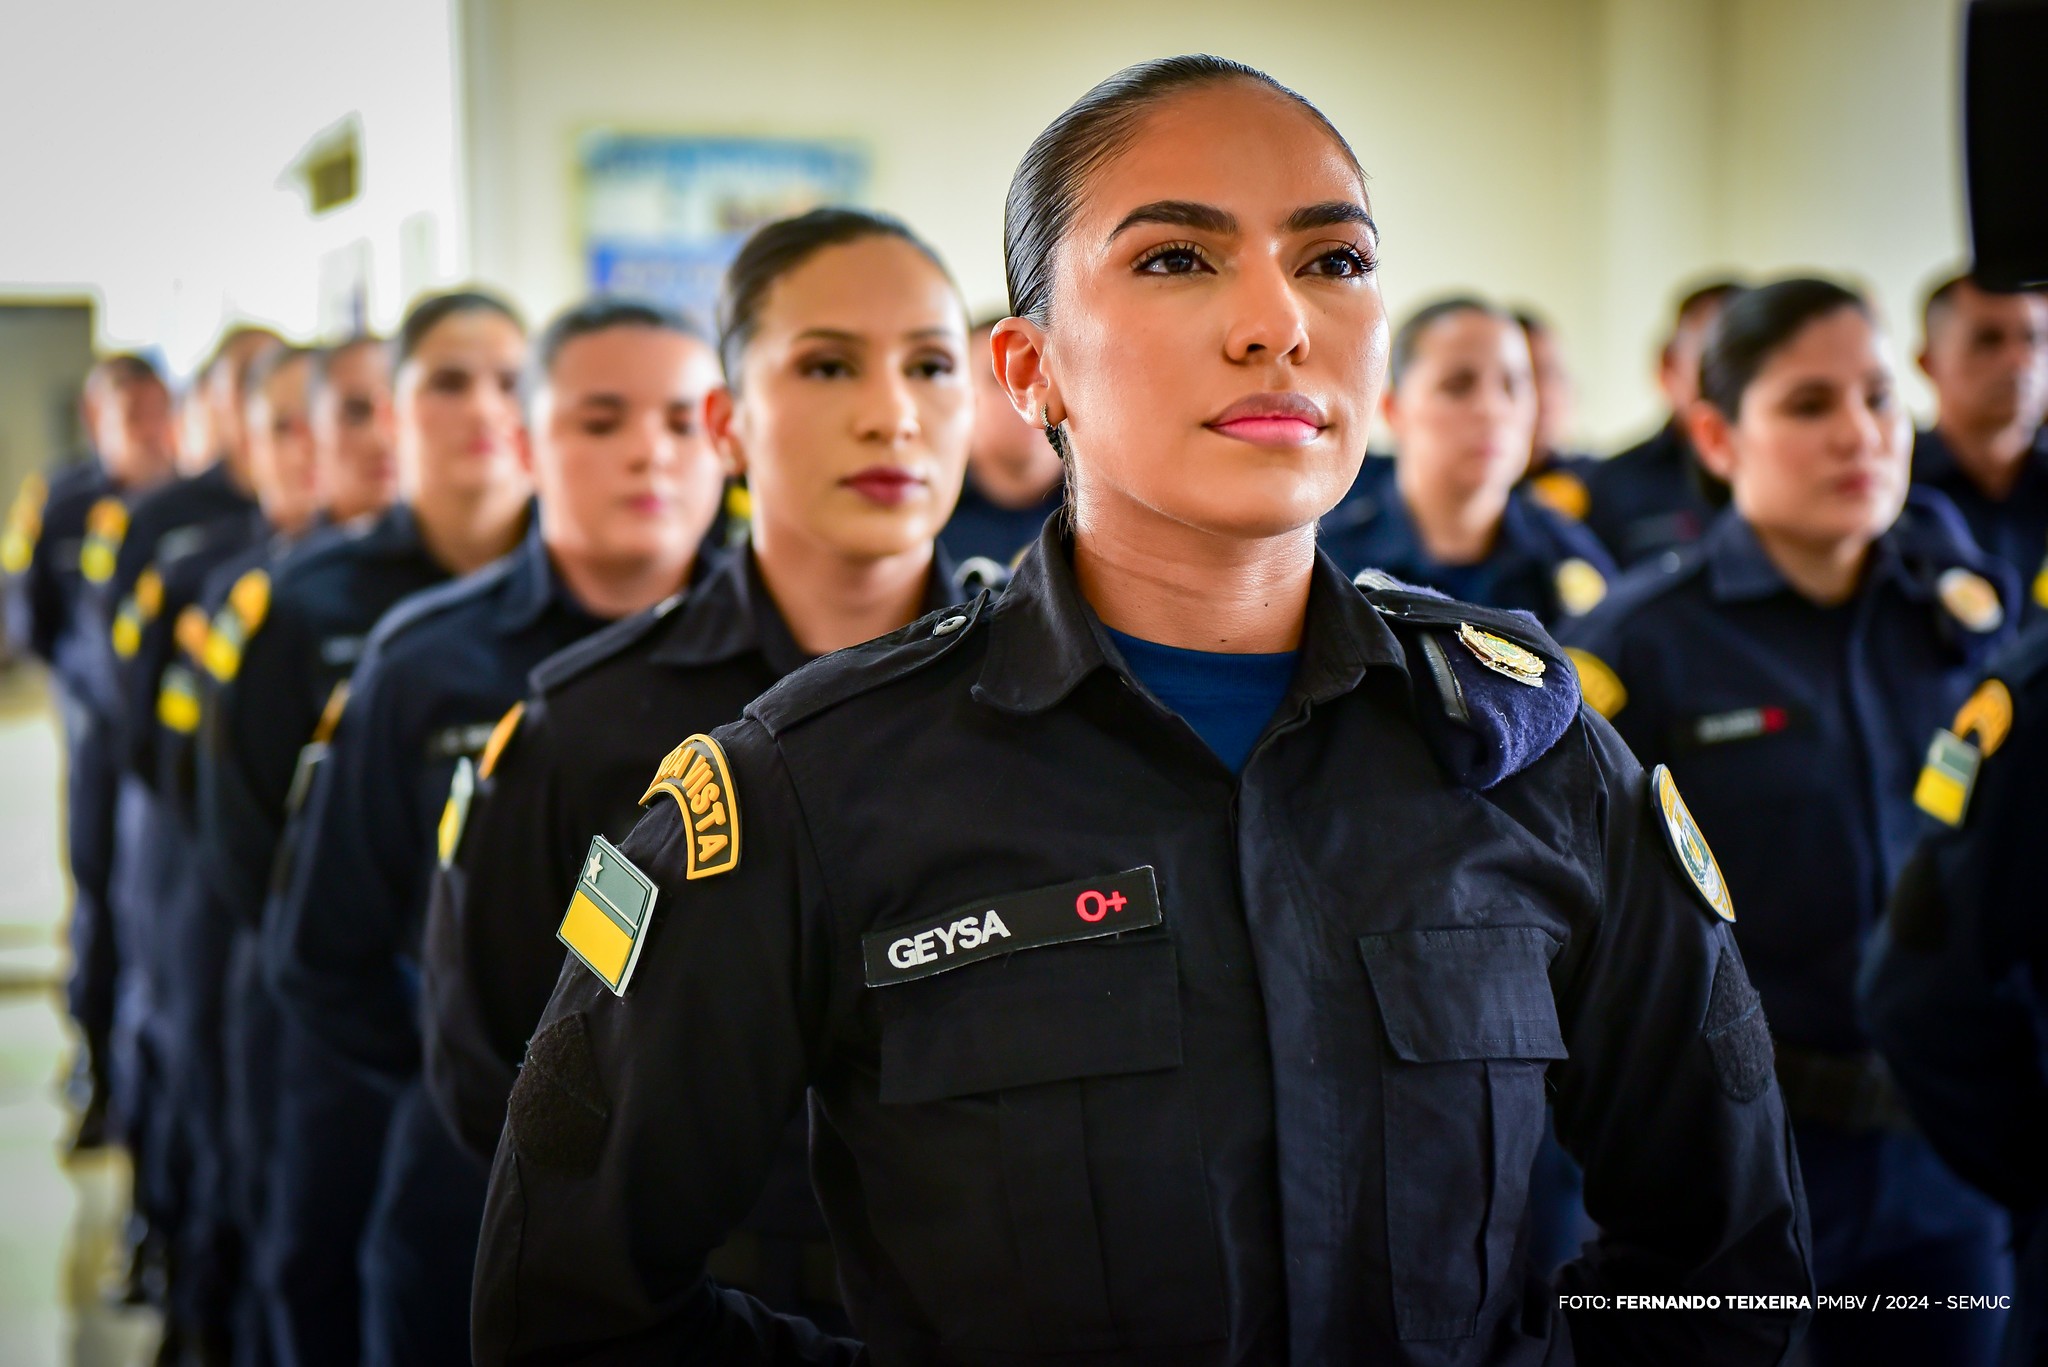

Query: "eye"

xmin=799 ymin=354 xmax=856 ymax=380
xmin=1866 ymin=383 xmax=1895 ymax=413
xmin=427 ymin=369 xmax=469 ymax=395
xmin=668 ymin=409 xmax=698 ymax=436
xmin=1135 ymin=241 xmax=1212 ymax=276
xmin=909 ymin=351 xmax=958 ymax=380
xmin=1303 ymin=244 xmax=1377 ymax=279
xmin=578 ymin=415 xmax=621 ymax=436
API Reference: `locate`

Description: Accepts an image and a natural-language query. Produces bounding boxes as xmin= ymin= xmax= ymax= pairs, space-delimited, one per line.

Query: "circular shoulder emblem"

xmin=1564 ymin=647 xmax=1627 ymax=719
xmin=1937 ymin=567 xmax=2004 ymax=634
xmin=1554 ymin=557 xmax=1608 ymax=616
xmin=1529 ymin=470 xmax=1590 ymax=521
xmin=1652 ymin=764 xmax=1734 ymax=923
xmin=1457 ymin=622 xmax=1546 ymax=686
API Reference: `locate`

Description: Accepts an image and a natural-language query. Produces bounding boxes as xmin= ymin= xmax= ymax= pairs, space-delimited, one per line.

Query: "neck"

xmin=1396 ymin=460 xmax=1508 ymax=565
xmin=1750 ymin=523 xmax=1871 ymax=605
xmin=1936 ymin=416 xmax=2035 ymax=499
xmin=548 ymin=542 xmax=694 ymax=621
xmin=1072 ymin=491 xmax=1313 ymax=653
xmin=412 ymin=486 xmax=528 ymax=577
xmin=752 ymin=525 xmax=935 ymax=656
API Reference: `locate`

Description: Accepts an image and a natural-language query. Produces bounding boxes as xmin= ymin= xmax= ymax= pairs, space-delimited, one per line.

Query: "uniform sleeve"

xmin=266 ymin=642 xmax=427 ymax=1081
xmin=1861 ymin=677 xmax=2048 ymax=1210
xmin=11 ymin=503 xmax=68 ymax=664
xmin=112 ymin=565 xmax=177 ymax=785
xmin=471 ymin=718 xmax=858 ymax=1366
xmin=1550 ymin=713 xmax=1811 ymax=1364
xmin=423 ymin=698 xmax=575 ymax=1162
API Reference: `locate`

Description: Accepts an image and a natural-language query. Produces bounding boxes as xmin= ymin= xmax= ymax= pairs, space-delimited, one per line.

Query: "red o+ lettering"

xmin=1074 ymin=888 xmax=1129 ymax=923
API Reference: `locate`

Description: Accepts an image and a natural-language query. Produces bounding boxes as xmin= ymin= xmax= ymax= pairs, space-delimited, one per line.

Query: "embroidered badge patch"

xmin=861 ymin=866 xmax=1162 ymax=987
xmin=558 ymin=835 xmax=659 ymax=995
xmin=1458 ymin=622 xmax=1546 ymax=687
xmin=1564 ymin=647 xmax=1626 ymax=719
xmin=1952 ymin=678 xmax=2013 ymax=758
xmin=1528 ymin=470 xmax=1590 ymax=522
xmin=79 ymin=497 xmax=127 ymax=584
xmin=437 ymin=757 xmax=475 ymax=868
xmin=1651 ymin=764 xmax=1734 ymax=923
xmin=1937 ymin=567 xmax=2004 ymax=634
xmin=639 ymin=733 xmax=739 ymax=879
xmin=1912 ymin=728 xmax=1981 ymax=827
xmin=1554 ymin=557 xmax=1608 ymax=616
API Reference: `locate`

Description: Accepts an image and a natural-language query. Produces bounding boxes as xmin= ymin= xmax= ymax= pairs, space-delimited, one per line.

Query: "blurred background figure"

xmin=1513 ymin=306 xmax=1597 ymax=521
xmin=308 ymin=336 xmax=398 ymax=525
xmin=1564 ymin=278 xmax=2016 ymax=1367
xmin=936 ymin=314 xmax=1062 ymax=579
xmin=1583 ymin=280 xmax=1743 ymax=568
xmin=1909 ymin=273 xmax=2048 ymax=614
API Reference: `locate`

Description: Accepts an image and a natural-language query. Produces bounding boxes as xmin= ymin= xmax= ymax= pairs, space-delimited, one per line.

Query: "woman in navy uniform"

xmin=1564 ymin=277 xmax=2016 ymax=1367
xmin=424 ymin=207 xmax=974 ymax=1325
xmin=1318 ymin=297 xmax=1615 ymax=628
xmin=475 ymin=57 xmax=1808 ymax=1365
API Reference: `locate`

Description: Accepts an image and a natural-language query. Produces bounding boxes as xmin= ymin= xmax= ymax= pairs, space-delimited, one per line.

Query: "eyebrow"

xmin=1107 ymin=199 xmax=1377 ymax=245
xmin=1285 ymin=201 xmax=1377 ymax=239
xmin=792 ymin=327 xmax=962 ymax=344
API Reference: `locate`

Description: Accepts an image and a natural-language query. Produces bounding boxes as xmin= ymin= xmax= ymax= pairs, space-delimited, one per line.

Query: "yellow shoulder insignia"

xmin=80 ymin=497 xmax=128 ymax=583
xmin=1 ymin=472 xmax=47 ymax=574
xmin=640 ymin=732 xmax=740 ymax=879
xmin=2033 ymin=553 xmax=2048 ymax=612
xmin=228 ymin=569 xmax=271 ymax=634
xmin=1913 ymin=677 xmax=2017 ymax=827
xmin=723 ymin=481 xmax=752 ymax=526
xmin=1529 ymin=469 xmax=1590 ymax=521
xmin=1651 ymin=765 xmax=1734 ymax=922
xmin=477 ymin=701 xmax=524 ymax=780
xmin=173 ymin=604 xmax=210 ymax=662
xmin=156 ymin=665 xmax=202 ymax=735
xmin=437 ymin=758 xmax=476 ymax=869
xmin=1937 ymin=567 xmax=2004 ymax=634
xmin=203 ymin=570 xmax=272 ymax=681
xmin=1953 ymin=677 xmax=2014 ymax=758
xmin=1564 ymin=647 xmax=1627 ymax=719
xmin=111 ymin=565 xmax=167 ymax=658
xmin=559 ymin=834 xmax=660 ymax=995
xmin=1554 ymin=557 xmax=1607 ymax=616
xmin=136 ymin=565 xmax=164 ymax=619
xmin=312 ymin=682 xmax=350 ymax=745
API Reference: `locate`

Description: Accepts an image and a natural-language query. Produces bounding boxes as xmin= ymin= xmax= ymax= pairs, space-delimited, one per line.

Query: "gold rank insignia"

xmin=80 ymin=497 xmax=128 ymax=584
xmin=2 ymin=472 xmax=47 ymax=574
xmin=1913 ymin=677 xmax=2014 ymax=827
xmin=1528 ymin=470 xmax=1590 ymax=522
xmin=1651 ymin=764 xmax=1734 ymax=922
xmin=1564 ymin=647 xmax=1627 ymax=719
xmin=640 ymin=733 xmax=740 ymax=879
xmin=1457 ymin=622 xmax=1546 ymax=687
xmin=1937 ymin=567 xmax=2004 ymax=634
xmin=559 ymin=835 xmax=659 ymax=995
xmin=1554 ymin=557 xmax=1608 ymax=616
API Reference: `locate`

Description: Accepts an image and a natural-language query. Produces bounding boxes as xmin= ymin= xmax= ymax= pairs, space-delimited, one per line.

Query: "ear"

xmin=1378 ymin=379 xmax=1403 ymax=438
xmin=705 ymin=387 xmax=746 ymax=480
xmin=991 ymin=318 xmax=1059 ymax=430
xmin=1684 ymin=399 xmax=1738 ymax=483
xmin=1915 ymin=346 xmax=1934 ymax=382
xmin=514 ymin=419 xmax=537 ymax=481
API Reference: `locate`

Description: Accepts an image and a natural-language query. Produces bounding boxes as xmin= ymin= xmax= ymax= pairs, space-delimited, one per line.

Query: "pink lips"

xmin=1207 ymin=392 xmax=1328 ymax=447
xmin=842 ymin=466 xmax=924 ymax=507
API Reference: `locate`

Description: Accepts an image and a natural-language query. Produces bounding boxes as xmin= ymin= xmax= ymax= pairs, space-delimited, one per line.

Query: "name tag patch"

xmin=1682 ymin=704 xmax=1792 ymax=748
xmin=862 ymin=866 xmax=1161 ymax=987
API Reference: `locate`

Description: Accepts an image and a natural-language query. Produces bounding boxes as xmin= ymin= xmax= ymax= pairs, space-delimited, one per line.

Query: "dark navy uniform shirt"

xmin=1910 ymin=426 xmax=2048 ymax=616
xmin=1561 ymin=495 xmax=2016 ymax=1054
xmin=4 ymin=459 xmax=112 ymax=682
xmin=198 ymin=503 xmax=461 ymax=932
xmin=474 ymin=518 xmax=1809 ymax=1366
xmin=937 ymin=473 xmax=1062 ymax=578
xmin=1582 ymin=422 xmax=1720 ymax=569
xmin=268 ymin=519 xmax=606 ymax=1080
xmin=1318 ymin=456 xmax=1618 ymax=627
xmin=107 ymin=461 xmax=255 ymax=617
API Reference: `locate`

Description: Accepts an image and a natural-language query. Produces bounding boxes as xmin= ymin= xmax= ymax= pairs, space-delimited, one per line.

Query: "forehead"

xmin=265 ymin=355 xmax=315 ymax=405
xmin=412 ymin=310 xmax=525 ymax=366
xmin=327 ymin=343 xmax=390 ymax=388
xmin=756 ymin=236 xmax=963 ymax=339
xmin=1947 ymin=284 xmax=2047 ymax=329
xmin=1069 ymin=82 xmax=1366 ymax=244
xmin=550 ymin=326 xmax=716 ymax=390
xmin=1765 ymin=307 xmax=1884 ymax=373
xmin=1420 ymin=310 xmax=1523 ymax=361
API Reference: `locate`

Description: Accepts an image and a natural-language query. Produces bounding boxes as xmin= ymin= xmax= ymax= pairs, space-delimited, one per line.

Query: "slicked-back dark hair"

xmin=305 ymin=333 xmax=385 ymax=405
xmin=531 ymin=296 xmax=709 ymax=385
xmin=396 ymin=288 xmax=524 ymax=368
xmin=1003 ymin=55 xmax=1364 ymax=328
xmin=1389 ymin=296 xmax=1508 ymax=389
xmin=716 ymin=207 xmax=956 ymax=386
xmin=1699 ymin=277 xmax=1870 ymax=418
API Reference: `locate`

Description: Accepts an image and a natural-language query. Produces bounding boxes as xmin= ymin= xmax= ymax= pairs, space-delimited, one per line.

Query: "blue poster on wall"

xmin=580 ymin=133 xmax=870 ymax=322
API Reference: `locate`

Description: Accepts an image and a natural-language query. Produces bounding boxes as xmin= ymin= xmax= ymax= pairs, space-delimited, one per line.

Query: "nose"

xmin=857 ymin=369 xmax=921 ymax=446
xmin=1222 ymin=256 xmax=1310 ymax=365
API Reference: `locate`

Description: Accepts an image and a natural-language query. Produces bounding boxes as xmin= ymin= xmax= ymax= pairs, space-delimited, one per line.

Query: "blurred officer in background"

xmin=1564 ymin=277 xmax=2015 ymax=1367
xmin=1318 ymin=297 xmax=1615 ymax=627
xmin=1864 ymin=627 xmax=2048 ymax=1367
xmin=475 ymin=56 xmax=1808 ymax=1365
xmin=3 ymin=354 xmax=177 ymax=1154
xmin=1909 ymin=274 xmax=2048 ymax=613
xmin=196 ymin=289 xmax=529 ymax=1367
xmin=937 ymin=313 xmax=1061 ymax=576
xmin=1513 ymin=306 xmax=1597 ymax=520
xmin=268 ymin=297 xmax=723 ymax=1366
xmin=1583 ymin=279 xmax=1743 ymax=567
xmin=307 ymin=334 xmax=402 ymax=527
xmin=426 ymin=208 xmax=973 ymax=1332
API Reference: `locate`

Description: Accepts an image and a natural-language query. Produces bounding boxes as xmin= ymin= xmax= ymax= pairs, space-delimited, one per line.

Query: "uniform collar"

xmin=1912 ymin=424 xmax=2048 ymax=493
xmin=974 ymin=516 xmax=1405 ymax=716
xmin=1373 ymin=480 xmax=1552 ymax=577
xmin=493 ymin=514 xmax=575 ymax=632
xmin=1701 ymin=505 xmax=1937 ymax=606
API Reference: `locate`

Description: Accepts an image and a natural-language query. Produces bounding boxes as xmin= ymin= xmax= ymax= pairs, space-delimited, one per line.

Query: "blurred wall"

xmin=462 ymin=0 xmax=1968 ymax=449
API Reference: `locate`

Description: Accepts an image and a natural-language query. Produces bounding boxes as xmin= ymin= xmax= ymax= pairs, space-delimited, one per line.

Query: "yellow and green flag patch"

xmin=559 ymin=835 xmax=659 ymax=996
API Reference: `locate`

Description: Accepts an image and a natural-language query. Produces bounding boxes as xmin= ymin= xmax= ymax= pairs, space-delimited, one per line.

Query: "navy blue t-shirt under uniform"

xmin=1105 ymin=627 xmax=1297 ymax=774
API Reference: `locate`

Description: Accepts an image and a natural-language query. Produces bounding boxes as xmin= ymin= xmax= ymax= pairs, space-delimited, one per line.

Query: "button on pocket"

xmin=1360 ymin=925 xmax=1566 ymax=1341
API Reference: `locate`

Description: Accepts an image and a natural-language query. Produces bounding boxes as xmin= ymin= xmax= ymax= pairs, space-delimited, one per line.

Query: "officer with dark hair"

xmin=1512 ymin=306 xmax=1599 ymax=520
xmin=197 ymin=289 xmax=531 ymax=1366
xmin=1582 ymin=279 xmax=1744 ymax=567
xmin=938 ymin=313 xmax=1063 ymax=574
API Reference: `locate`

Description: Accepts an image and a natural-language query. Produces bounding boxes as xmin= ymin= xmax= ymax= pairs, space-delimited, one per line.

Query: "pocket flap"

xmin=1359 ymin=925 xmax=1566 ymax=1063
xmin=879 ymin=935 xmax=1180 ymax=1104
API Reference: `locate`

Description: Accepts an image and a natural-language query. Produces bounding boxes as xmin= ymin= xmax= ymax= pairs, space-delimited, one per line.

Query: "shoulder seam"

xmin=747 ymin=594 xmax=987 ymax=738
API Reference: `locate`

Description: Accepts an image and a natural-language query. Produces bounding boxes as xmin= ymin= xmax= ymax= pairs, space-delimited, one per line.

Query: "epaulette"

xmin=748 ymin=591 xmax=991 ymax=738
xmin=1354 ymin=572 xmax=1580 ymax=790
xmin=1 ymin=472 xmax=47 ymax=574
xmin=531 ymin=592 xmax=686 ymax=696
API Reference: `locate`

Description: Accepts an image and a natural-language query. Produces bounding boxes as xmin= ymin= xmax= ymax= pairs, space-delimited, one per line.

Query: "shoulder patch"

xmin=477 ymin=702 xmax=524 ymax=780
xmin=228 ymin=567 xmax=270 ymax=632
xmin=1650 ymin=764 xmax=1735 ymax=923
xmin=1911 ymin=677 xmax=2012 ymax=828
xmin=80 ymin=496 xmax=128 ymax=583
xmin=748 ymin=591 xmax=991 ymax=737
xmin=2 ymin=472 xmax=48 ymax=573
xmin=1528 ymin=469 xmax=1590 ymax=522
xmin=313 ymin=681 xmax=350 ymax=744
xmin=1564 ymin=647 xmax=1627 ymax=719
xmin=173 ymin=604 xmax=210 ymax=662
xmin=1937 ymin=567 xmax=2005 ymax=634
xmin=1952 ymin=677 xmax=2013 ymax=758
xmin=1553 ymin=557 xmax=1607 ymax=616
xmin=639 ymin=733 xmax=739 ymax=879
xmin=437 ymin=758 xmax=476 ymax=868
xmin=156 ymin=664 xmax=202 ymax=735
xmin=559 ymin=835 xmax=659 ymax=995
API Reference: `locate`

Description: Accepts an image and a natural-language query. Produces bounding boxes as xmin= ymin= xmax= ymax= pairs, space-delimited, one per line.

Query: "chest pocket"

xmin=874 ymin=933 xmax=1225 ymax=1355
xmin=1361 ymin=924 xmax=1566 ymax=1341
